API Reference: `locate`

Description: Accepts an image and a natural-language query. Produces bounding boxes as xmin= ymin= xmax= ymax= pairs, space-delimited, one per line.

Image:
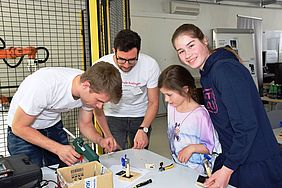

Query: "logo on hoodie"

xmin=203 ymin=88 xmax=218 ymax=113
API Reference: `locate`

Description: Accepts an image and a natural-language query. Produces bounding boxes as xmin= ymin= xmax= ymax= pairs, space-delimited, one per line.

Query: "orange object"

xmin=0 ymin=95 xmax=9 ymax=105
xmin=0 ymin=47 xmax=37 ymax=59
xmin=0 ymin=37 xmax=49 ymax=68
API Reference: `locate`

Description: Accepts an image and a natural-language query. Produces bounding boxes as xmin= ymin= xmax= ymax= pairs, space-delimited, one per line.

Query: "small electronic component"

xmin=145 ymin=163 xmax=155 ymax=169
xmin=195 ymin=175 xmax=208 ymax=187
xmin=115 ymin=170 xmax=126 ymax=176
xmin=125 ymin=157 xmax=131 ymax=178
xmin=203 ymin=154 xmax=212 ymax=177
xmin=118 ymin=154 xmax=141 ymax=182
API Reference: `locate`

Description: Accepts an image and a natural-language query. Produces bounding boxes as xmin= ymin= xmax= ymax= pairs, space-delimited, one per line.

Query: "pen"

xmin=133 ymin=179 xmax=152 ymax=188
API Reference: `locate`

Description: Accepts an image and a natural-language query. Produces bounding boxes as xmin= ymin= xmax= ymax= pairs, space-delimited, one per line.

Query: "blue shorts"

xmin=106 ymin=116 xmax=151 ymax=150
xmin=7 ymin=120 xmax=68 ymax=167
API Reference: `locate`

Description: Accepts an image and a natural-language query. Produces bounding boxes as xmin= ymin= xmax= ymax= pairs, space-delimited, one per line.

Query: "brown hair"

xmin=158 ymin=65 xmax=199 ymax=103
xmin=171 ymin=24 xmax=205 ymax=48
xmin=80 ymin=61 xmax=122 ymax=104
xmin=172 ymin=24 xmax=243 ymax=63
xmin=114 ymin=29 xmax=141 ymax=53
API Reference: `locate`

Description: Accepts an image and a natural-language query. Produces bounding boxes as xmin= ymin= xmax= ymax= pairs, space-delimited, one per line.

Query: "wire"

xmin=40 ymin=179 xmax=59 ymax=187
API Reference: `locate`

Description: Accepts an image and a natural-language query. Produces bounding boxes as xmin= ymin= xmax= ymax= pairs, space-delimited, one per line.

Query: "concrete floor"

xmin=148 ymin=116 xmax=171 ymax=159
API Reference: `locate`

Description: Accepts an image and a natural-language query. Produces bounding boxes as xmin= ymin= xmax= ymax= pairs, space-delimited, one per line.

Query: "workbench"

xmin=42 ymin=149 xmax=236 ymax=188
xmin=261 ymin=96 xmax=282 ymax=111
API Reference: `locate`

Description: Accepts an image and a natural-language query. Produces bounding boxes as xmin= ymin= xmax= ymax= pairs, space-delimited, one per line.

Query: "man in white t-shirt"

xmin=7 ymin=61 xmax=122 ymax=167
xmin=95 ymin=29 xmax=160 ymax=149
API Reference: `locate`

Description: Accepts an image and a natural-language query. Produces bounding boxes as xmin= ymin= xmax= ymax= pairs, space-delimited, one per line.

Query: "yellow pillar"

xmin=89 ymin=0 xmax=100 ymax=62
xmin=89 ymin=0 xmax=104 ymax=155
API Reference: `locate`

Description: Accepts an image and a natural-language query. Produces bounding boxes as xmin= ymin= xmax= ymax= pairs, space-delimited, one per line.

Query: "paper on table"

xmin=109 ymin=164 xmax=149 ymax=188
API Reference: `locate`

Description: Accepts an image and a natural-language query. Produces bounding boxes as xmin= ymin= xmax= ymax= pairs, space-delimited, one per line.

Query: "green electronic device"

xmin=63 ymin=127 xmax=99 ymax=162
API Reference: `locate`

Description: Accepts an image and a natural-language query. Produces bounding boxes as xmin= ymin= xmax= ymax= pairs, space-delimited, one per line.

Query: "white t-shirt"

xmin=97 ymin=53 xmax=160 ymax=117
xmin=7 ymin=67 xmax=84 ymax=129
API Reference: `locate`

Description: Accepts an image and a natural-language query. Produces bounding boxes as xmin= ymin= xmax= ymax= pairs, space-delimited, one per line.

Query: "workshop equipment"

xmin=159 ymin=162 xmax=174 ymax=171
xmin=0 ymin=37 xmax=49 ymax=68
xmin=63 ymin=127 xmax=99 ymax=162
xmin=133 ymin=179 xmax=153 ymax=188
xmin=118 ymin=155 xmax=141 ymax=182
xmin=203 ymin=154 xmax=212 ymax=177
xmin=124 ymin=156 xmax=130 ymax=178
xmin=0 ymin=154 xmax=42 ymax=188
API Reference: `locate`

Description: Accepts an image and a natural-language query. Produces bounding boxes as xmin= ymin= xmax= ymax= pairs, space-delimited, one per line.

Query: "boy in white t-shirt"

xmin=7 ymin=61 xmax=122 ymax=167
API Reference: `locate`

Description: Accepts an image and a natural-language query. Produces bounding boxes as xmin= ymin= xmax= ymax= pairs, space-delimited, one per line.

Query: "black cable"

xmin=3 ymin=57 xmax=24 ymax=68
xmin=40 ymin=179 xmax=59 ymax=188
xmin=35 ymin=47 xmax=49 ymax=64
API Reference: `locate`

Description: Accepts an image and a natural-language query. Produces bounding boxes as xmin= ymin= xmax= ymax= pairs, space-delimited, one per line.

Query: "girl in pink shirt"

xmin=158 ymin=65 xmax=221 ymax=175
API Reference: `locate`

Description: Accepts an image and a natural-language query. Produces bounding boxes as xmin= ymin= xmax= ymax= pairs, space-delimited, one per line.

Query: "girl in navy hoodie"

xmin=171 ymin=24 xmax=282 ymax=188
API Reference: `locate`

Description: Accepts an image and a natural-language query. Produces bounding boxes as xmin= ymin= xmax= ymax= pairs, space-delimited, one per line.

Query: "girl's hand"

xmin=177 ymin=145 xmax=195 ymax=163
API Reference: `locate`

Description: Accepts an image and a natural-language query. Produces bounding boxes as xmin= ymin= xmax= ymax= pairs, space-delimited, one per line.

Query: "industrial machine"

xmin=0 ymin=37 xmax=49 ymax=68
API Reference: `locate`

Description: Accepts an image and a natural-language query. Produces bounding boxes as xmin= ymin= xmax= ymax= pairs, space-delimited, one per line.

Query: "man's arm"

xmin=78 ymin=108 xmax=117 ymax=152
xmin=133 ymin=87 xmax=159 ymax=149
xmin=12 ymin=106 xmax=80 ymax=165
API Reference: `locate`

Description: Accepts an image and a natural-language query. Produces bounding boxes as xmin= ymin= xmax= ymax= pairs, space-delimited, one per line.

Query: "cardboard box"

xmin=57 ymin=161 xmax=113 ymax=188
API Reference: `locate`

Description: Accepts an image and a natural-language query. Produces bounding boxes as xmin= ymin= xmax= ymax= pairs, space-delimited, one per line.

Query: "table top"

xmin=100 ymin=149 xmax=198 ymax=188
xmin=261 ymin=96 xmax=282 ymax=103
xmin=273 ymin=127 xmax=282 ymax=144
xmin=42 ymin=149 xmax=236 ymax=188
xmin=100 ymin=149 xmax=235 ymax=188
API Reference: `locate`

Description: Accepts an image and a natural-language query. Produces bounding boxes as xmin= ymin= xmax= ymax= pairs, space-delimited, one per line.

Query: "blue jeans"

xmin=7 ymin=120 xmax=68 ymax=167
xmin=106 ymin=116 xmax=151 ymax=150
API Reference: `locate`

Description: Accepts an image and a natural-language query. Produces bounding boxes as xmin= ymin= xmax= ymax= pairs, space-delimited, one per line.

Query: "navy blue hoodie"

xmin=200 ymin=48 xmax=282 ymax=187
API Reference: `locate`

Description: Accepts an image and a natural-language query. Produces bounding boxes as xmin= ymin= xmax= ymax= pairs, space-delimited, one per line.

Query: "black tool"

xmin=159 ymin=162 xmax=164 ymax=171
xmin=133 ymin=179 xmax=152 ymax=188
xmin=159 ymin=162 xmax=174 ymax=172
